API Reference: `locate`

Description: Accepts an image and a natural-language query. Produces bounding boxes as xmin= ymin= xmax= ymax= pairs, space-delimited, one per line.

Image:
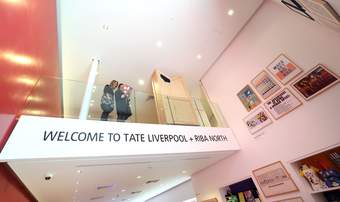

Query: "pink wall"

xmin=193 ymin=1 xmax=340 ymax=202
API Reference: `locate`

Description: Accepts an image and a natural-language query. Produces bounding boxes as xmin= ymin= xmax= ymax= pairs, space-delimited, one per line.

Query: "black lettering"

xmin=43 ymin=131 xmax=58 ymax=141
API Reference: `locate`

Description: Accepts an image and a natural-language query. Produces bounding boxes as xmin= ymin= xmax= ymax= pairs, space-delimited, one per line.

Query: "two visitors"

xmin=100 ymin=80 xmax=132 ymax=122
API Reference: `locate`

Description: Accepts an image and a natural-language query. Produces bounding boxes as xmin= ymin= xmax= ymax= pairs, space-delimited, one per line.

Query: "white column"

xmin=79 ymin=58 xmax=99 ymax=120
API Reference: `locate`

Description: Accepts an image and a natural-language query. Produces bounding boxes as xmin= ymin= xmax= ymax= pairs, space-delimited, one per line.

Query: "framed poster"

xmin=243 ymin=107 xmax=272 ymax=135
xmin=292 ymin=64 xmax=339 ymax=101
xmin=252 ymin=161 xmax=299 ymax=197
xmin=264 ymin=88 xmax=302 ymax=120
xmin=237 ymin=85 xmax=261 ymax=112
xmin=266 ymin=54 xmax=303 ymax=85
xmin=251 ymin=71 xmax=281 ymax=99
xmin=274 ymin=197 xmax=304 ymax=202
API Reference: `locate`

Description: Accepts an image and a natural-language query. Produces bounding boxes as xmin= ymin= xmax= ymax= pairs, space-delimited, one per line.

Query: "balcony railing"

xmin=21 ymin=77 xmax=227 ymax=127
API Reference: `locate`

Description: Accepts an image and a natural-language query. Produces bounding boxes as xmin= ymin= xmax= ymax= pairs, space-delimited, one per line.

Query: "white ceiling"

xmin=59 ymin=0 xmax=264 ymax=92
xmin=9 ymin=151 xmax=236 ymax=202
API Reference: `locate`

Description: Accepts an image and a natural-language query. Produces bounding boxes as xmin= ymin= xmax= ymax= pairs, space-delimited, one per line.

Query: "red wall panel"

xmin=0 ymin=0 xmax=62 ymax=145
xmin=0 ymin=163 xmax=37 ymax=202
xmin=0 ymin=0 xmax=61 ymax=201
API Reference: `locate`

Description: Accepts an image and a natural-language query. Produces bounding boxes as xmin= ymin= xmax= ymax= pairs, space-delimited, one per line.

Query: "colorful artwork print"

xmin=237 ymin=85 xmax=261 ymax=112
xmin=253 ymin=161 xmax=299 ymax=197
xmin=267 ymin=54 xmax=302 ymax=84
xmin=244 ymin=107 xmax=272 ymax=134
xmin=292 ymin=64 xmax=338 ymax=100
xmin=251 ymin=71 xmax=281 ymax=99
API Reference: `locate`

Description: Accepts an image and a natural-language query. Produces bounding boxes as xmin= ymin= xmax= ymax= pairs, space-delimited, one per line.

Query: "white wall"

xmin=146 ymin=180 xmax=196 ymax=202
xmin=193 ymin=1 xmax=340 ymax=202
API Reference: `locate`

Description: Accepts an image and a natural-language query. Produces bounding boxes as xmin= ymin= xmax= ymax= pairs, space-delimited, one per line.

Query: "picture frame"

xmin=237 ymin=85 xmax=262 ymax=112
xmin=264 ymin=88 xmax=302 ymax=120
xmin=243 ymin=107 xmax=273 ymax=135
xmin=251 ymin=71 xmax=281 ymax=100
xmin=201 ymin=198 xmax=218 ymax=202
xmin=252 ymin=161 xmax=299 ymax=197
xmin=266 ymin=54 xmax=303 ymax=85
xmin=273 ymin=197 xmax=304 ymax=202
xmin=292 ymin=64 xmax=339 ymax=101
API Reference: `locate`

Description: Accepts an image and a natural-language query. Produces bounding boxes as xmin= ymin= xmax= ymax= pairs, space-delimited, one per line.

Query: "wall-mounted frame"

xmin=273 ymin=196 xmax=304 ymax=202
xmin=300 ymin=0 xmax=340 ymax=25
xmin=281 ymin=0 xmax=314 ymax=21
xmin=237 ymin=85 xmax=261 ymax=112
xmin=252 ymin=161 xmax=299 ymax=197
xmin=266 ymin=54 xmax=303 ymax=85
xmin=201 ymin=198 xmax=218 ymax=202
xmin=264 ymin=88 xmax=302 ymax=120
xmin=243 ymin=107 xmax=272 ymax=135
xmin=292 ymin=64 xmax=339 ymax=101
xmin=251 ymin=71 xmax=281 ymax=100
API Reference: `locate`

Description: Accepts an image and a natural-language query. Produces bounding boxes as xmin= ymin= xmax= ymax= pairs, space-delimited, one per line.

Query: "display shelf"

xmin=310 ymin=186 xmax=340 ymax=194
xmin=289 ymin=145 xmax=340 ymax=202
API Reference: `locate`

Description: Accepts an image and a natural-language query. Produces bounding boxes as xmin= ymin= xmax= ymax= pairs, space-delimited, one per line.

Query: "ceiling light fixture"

xmin=121 ymin=189 xmax=126 ymax=192
xmin=138 ymin=80 xmax=145 ymax=85
xmin=156 ymin=40 xmax=163 ymax=48
xmin=76 ymin=170 xmax=82 ymax=174
xmin=182 ymin=170 xmax=187 ymax=174
xmin=196 ymin=54 xmax=202 ymax=60
xmin=102 ymin=24 xmax=110 ymax=31
xmin=228 ymin=9 xmax=234 ymax=16
xmin=136 ymin=176 xmax=142 ymax=179
xmin=76 ymin=181 xmax=79 ymax=185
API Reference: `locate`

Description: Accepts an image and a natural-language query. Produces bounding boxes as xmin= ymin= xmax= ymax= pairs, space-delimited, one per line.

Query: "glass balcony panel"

xmin=22 ymin=77 xmax=226 ymax=127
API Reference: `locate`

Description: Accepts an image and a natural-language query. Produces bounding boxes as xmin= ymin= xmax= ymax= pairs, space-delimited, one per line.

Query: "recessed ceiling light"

xmin=228 ymin=9 xmax=234 ymax=16
xmin=138 ymin=80 xmax=145 ymax=85
xmin=156 ymin=40 xmax=163 ymax=48
xmin=75 ymin=189 xmax=78 ymax=193
xmin=102 ymin=24 xmax=110 ymax=30
xmin=196 ymin=54 xmax=202 ymax=60
xmin=76 ymin=170 xmax=82 ymax=174
xmin=90 ymin=103 xmax=94 ymax=107
xmin=90 ymin=100 xmax=95 ymax=103
xmin=136 ymin=176 xmax=142 ymax=179
xmin=182 ymin=170 xmax=187 ymax=174
xmin=112 ymin=198 xmax=116 ymax=201
xmin=76 ymin=181 xmax=79 ymax=185
xmin=121 ymin=189 xmax=126 ymax=192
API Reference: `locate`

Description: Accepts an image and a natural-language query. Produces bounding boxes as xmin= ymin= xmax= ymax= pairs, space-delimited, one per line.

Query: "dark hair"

xmin=118 ymin=83 xmax=124 ymax=88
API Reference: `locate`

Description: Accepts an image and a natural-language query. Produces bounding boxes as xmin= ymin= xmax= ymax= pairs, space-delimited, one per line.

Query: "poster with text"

xmin=253 ymin=161 xmax=299 ymax=197
xmin=243 ymin=107 xmax=272 ymax=134
xmin=251 ymin=71 xmax=281 ymax=99
xmin=267 ymin=54 xmax=302 ymax=84
xmin=237 ymin=85 xmax=261 ymax=112
xmin=292 ymin=64 xmax=339 ymax=100
xmin=264 ymin=88 xmax=302 ymax=120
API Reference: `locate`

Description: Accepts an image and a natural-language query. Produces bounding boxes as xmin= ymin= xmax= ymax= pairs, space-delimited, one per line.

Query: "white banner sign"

xmin=0 ymin=116 xmax=240 ymax=160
